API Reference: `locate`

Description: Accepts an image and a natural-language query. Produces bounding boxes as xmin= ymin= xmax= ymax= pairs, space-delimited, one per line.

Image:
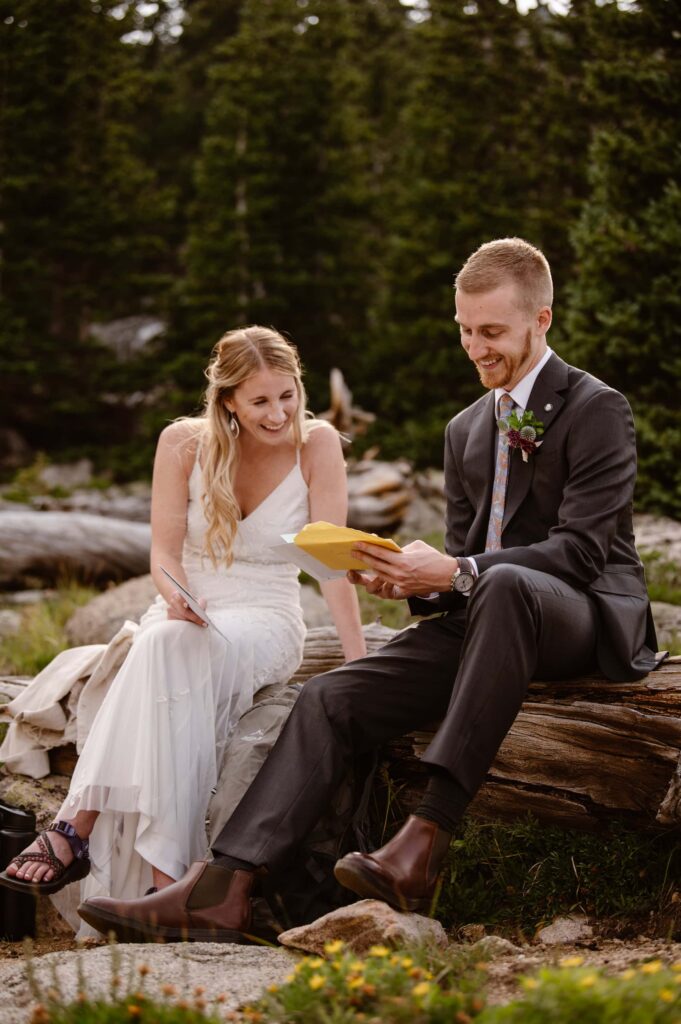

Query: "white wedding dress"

xmin=57 ymin=451 xmax=309 ymax=920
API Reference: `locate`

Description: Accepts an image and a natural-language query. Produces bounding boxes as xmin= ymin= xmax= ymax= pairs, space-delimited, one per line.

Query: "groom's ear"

xmin=536 ymin=306 xmax=552 ymax=335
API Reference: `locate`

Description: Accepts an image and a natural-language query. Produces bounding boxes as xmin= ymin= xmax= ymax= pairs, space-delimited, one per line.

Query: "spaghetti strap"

xmin=295 ymin=446 xmax=301 ymax=467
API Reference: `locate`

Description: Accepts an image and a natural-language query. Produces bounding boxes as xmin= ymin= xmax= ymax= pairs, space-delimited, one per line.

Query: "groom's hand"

xmin=349 ymin=539 xmax=458 ymax=598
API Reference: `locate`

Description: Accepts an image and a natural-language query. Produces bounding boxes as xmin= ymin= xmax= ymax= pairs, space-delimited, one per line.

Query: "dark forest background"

xmin=1 ymin=0 xmax=679 ymax=514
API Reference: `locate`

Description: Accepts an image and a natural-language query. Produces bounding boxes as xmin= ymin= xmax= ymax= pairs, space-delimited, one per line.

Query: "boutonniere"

xmin=499 ymin=408 xmax=545 ymax=463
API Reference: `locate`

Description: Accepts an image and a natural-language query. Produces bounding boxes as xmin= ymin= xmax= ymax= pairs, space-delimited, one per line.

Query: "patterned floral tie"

xmin=485 ymin=393 xmax=515 ymax=552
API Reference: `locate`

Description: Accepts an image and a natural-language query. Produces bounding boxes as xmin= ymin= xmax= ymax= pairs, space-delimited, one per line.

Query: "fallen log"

xmin=295 ymin=628 xmax=681 ymax=831
xmin=0 ymin=510 xmax=151 ymax=586
xmin=3 ymin=623 xmax=680 ymax=833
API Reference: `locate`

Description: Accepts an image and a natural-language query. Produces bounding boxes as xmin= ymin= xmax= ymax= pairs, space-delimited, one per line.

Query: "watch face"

xmin=454 ymin=571 xmax=475 ymax=594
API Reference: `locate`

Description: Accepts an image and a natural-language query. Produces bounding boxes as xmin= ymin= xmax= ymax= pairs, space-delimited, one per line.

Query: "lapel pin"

xmin=544 ymin=403 xmax=553 ymax=412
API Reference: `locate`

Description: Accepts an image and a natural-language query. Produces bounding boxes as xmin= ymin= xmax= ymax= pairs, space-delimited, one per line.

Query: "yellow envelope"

xmin=293 ymin=521 xmax=401 ymax=571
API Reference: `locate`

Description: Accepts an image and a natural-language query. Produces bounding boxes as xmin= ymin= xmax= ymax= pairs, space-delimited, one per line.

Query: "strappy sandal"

xmin=0 ymin=819 xmax=91 ymax=895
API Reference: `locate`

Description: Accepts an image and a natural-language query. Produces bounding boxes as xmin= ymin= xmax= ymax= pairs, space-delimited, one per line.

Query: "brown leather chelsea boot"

xmin=333 ymin=815 xmax=451 ymax=913
xmin=77 ymin=861 xmax=259 ymax=943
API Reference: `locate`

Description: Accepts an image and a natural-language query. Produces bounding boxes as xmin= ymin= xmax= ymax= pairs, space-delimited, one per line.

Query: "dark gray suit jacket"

xmin=411 ymin=353 xmax=658 ymax=681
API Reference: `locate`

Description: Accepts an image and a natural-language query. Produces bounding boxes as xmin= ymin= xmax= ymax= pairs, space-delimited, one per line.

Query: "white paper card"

xmin=159 ymin=566 xmax=231 ymax=644
xmin=270 ymin=534 xmax=347 ymax=582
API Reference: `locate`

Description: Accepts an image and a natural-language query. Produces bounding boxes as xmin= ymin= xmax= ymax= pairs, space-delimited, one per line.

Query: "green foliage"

xmin=0 ymin=0 xmax=173 ymax=451
xmin=641 ymin=551 xmax=681 ymax=606
xmin=0 ymin=583 xmax=96 ymax=677
xmin=482 ymin=960 xmax=681 ymax=1024
xmin=254 ymin=941 xmax=488 ymax=1024
xmin=563 ymin=0 xmax=681 ymax=517
xmin=0 ymin=0 xmax=677 ymax=500
xmin=435 ymin=816 xmax=681 ymax=937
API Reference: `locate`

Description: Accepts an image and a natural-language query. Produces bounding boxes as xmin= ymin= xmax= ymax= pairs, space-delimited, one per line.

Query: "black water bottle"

xmin=0 ymin=801 xmax=37 ymax=940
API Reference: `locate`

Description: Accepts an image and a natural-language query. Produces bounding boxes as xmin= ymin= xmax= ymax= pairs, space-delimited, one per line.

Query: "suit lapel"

xmin=463 ymin=392 xmax=497 ymax=550
xmin=502 ymin=353 xmax=569 ymax=533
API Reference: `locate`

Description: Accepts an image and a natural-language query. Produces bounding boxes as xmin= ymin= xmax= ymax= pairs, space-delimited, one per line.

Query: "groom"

xmin=79 ymin=237 xmax=658 ymax=942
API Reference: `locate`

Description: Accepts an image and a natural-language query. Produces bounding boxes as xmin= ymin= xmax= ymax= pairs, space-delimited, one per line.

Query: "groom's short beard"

xmin=476 ymin=329 xmax=533 ymax=390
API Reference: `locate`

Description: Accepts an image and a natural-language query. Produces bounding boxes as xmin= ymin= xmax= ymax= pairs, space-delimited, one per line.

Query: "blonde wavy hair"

xmin=198 ymin=325 xmax=311 ymax=567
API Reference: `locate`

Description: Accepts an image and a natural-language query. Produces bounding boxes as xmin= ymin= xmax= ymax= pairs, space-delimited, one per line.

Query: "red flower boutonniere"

xmin=499 ymin=409 xmax=545 ymax=463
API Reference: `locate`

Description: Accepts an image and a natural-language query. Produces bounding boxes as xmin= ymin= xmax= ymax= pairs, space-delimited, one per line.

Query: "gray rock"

xmin=651 ymin=601 xmax=681 ymax=649
xmin=0 ymin=590 xmax=57 ymax=606
xmin=635 ymin=514 xmax=681 ymax=565
xmin=0 ymin=609 xmax=21 ymax=639
xmin=471 ymin=935 xmax=521 ymax=957
xmin=38 ymin=460 xmax=93 ymax=491
xmin=65 ymin=575 xmax=158 ymax=645
xmin=535 ymin=914 xmax=593 ymax=945
xmin=459 ymin=923 xmax=487 ymax=943
xmin=0 ymin=942 xmax=296 ymax=1024
xmin=89 ymin=316 xmax=166 ymax=361
xmin=278 ymin=898 xmax=448 ymax=955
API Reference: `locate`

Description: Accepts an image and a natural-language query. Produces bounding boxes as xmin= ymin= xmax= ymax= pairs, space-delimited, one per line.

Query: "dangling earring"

xmin=228 ymin=412 xmax=240 ymax=439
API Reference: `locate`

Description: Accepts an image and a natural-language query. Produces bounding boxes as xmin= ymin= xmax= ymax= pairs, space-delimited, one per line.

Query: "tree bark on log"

xmin=294 ymin=627 xmax=681 ymax=832
xmin=0 ymin=510 xmax=151 ymax=586
xmin=3 ymin=623 xmax=680 ymax=833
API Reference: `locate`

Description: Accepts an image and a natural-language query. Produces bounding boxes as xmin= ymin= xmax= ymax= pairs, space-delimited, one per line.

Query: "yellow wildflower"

xmin=285 ymin=973 xmax=295 ymax=983
xmin=559 ymin=955 xmax=584 ymax=968
xmin=368 ymin=944 xmax=390 ymax=957
xmin=390 ymin=955 xmax=401 ymax=966
xmin=348 ymin=976 xmax=365 ymax=989
xmin=350 ymin=960 xmax=364 ymax=972
xmin=412 ymin=981 xmax=431 ymax=998
xmin=308 ymin=957 xmax=324 ymax=969
xmin=620 ymin=969 xmax=636 ymax=981
xmin=672 ymin=962 xmax=681 ymax=972
xmin=324 ymin=940 xmax=344 ymax=955
xmin=401 ymin=957 xmax=414 ymax=969
xmin=659 ymin=988 xmax=675 ymax=1003
xmin=308 ymin=975 xmax=325 ymax=991
xmin=641 ymin=960 xmax=663 ymax=974
xmin=522 ymin=978 xmax=539 ymax=990
xmin=579 ymin=975 xmax=597 ymax=988
xmin=267 ymin=984 xmax=279 ymax=994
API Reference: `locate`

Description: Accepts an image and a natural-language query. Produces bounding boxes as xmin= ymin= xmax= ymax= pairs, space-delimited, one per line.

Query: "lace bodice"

xmin=182 ymin=453 xmax=310 ymax=601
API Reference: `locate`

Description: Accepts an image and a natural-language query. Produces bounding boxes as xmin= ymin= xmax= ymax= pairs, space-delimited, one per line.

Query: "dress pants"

xmin=212 ymin=564 xmax=599 ymax=871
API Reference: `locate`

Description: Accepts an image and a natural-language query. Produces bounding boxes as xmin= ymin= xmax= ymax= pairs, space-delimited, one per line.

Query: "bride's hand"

xmin=167 ymin=590 xmax=209 ymax=627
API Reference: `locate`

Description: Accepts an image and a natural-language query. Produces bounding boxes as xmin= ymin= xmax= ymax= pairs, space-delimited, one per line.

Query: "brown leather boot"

xmin=334 ymin=816 xmax=451 ymax=913
xmin=77 ymin=861 xmax=260 ymax=943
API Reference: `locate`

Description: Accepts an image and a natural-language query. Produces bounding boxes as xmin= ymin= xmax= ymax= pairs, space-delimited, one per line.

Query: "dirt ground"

xmin=2 ymin=932 xmax=681 ymax=1008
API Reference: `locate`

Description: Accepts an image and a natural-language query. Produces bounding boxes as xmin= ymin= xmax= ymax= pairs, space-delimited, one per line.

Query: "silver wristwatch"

xmin=450 ymin=557 xmax=475 ymax=594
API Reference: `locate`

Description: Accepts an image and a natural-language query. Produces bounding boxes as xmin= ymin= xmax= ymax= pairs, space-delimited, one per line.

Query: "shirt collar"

xmin=494 ymin=347 xmax=553 ymax=417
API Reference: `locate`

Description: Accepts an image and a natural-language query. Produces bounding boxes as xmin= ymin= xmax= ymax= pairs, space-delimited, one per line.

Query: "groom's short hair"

xmin=455 ymin=237 xmax=553 ymax=315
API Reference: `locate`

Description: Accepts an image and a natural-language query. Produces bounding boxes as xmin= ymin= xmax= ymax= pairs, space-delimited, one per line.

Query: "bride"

xmin=0 ymin=325 xmax=366 ymax=906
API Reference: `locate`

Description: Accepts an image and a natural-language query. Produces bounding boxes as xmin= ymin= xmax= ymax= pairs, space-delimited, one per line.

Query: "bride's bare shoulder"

xmin=156 ymin=418 xmax=205 ymax=471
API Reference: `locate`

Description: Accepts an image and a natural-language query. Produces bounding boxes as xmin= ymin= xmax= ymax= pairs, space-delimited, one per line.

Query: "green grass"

xmin=641 ymin=551 xmax=681 ymax=605
xmin=0 ymin=582 xmax=97 ymax=677
xmin=435 ymin=816 xmax=681 ymax=939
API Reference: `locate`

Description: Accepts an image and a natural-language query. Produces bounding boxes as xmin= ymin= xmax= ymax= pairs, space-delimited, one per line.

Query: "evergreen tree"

xmin=563 ymin=0 xmax=681 ymax=515
xmin=172 ymin=0 xmax=407 ymax=415
xmin=363 ymin=0 xmax=593 ymax=465
xmin=0 ymin=0 xmax=171 ymax=455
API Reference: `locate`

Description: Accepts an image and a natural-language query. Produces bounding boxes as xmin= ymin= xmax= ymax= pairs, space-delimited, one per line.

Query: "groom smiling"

xmin=79 ymin=237 xmax=658 ymax=941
